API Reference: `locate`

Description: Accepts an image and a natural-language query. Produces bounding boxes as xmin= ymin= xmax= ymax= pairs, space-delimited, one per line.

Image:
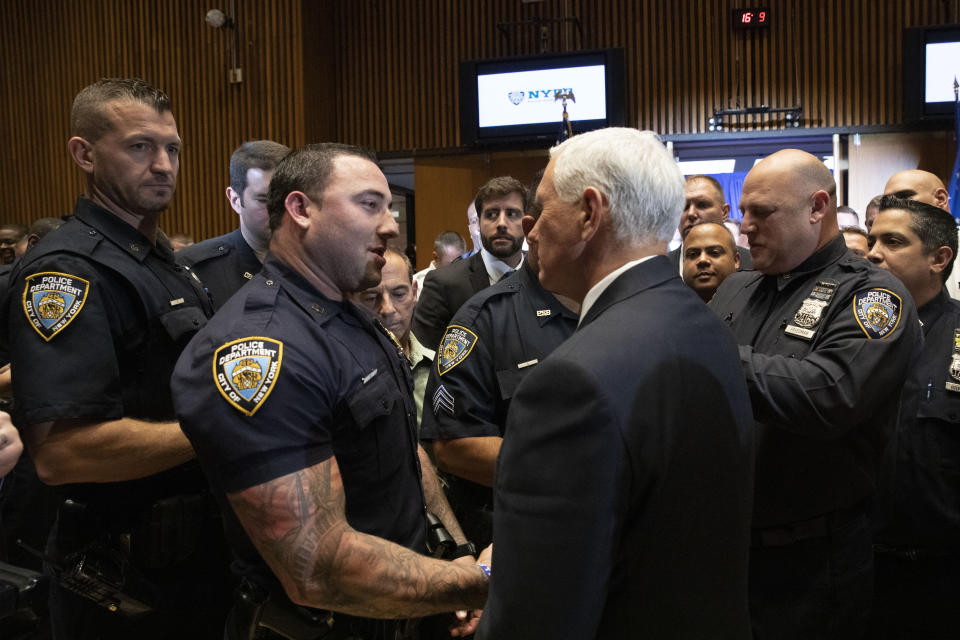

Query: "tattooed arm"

xmin=227 ymin=455 xmax=488 ymax=618
xmin=418 ymin=444 xmax=468 ymax=546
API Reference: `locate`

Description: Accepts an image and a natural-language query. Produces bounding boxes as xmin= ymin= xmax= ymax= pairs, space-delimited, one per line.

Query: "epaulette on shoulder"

xmin=215 ymin=276 xmax=280 ymax=334
xmin=20 ymin=217 xmax=100 ymax=269
xmin=724 ymin=269 xmax=763 ymax=288
xmin=177 ymin=236 xmax=232 ymax=266
xmin=838 ymin=253 xmax=871 ymax=272
xmin=450 ymin=279 xmax=522 ymax=326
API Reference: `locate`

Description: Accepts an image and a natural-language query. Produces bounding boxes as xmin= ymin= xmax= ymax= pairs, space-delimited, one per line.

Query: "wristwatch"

xmin=450 ymin=541 xmax=477 ymax=559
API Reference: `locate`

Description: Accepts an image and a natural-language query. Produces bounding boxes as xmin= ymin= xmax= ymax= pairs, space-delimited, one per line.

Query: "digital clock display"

xmin=732 ymin=8 xmax=770 ymax=30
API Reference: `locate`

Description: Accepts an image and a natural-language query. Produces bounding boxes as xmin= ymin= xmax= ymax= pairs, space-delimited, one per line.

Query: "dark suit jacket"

xmin=412 ymin=251 xmax=489 ymax=349
xmin=668 ymin=244 xmax=753 ymax=271
xmin=476 ymin=256 xmax=755 ymax=640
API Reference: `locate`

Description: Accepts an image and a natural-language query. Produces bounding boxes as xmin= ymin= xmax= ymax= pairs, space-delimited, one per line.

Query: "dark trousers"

xmin=868 ymin=552 xmax=960 ymax=639
xmin=749 ymin=507 xmax=873 ymax=640
xmin=46 ymin=511 xmax=234 ymax=640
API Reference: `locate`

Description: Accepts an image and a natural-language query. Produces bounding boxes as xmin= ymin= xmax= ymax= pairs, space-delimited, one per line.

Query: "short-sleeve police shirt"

xmin=173 ymin=256 xmax=427 ymax=561
xmin=420 ymin=263 xmax=578 ymax=443
xmin=6 ymin=197 xmax=213 ymax=504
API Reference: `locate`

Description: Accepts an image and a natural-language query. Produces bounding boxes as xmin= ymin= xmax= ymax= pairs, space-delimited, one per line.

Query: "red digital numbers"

xmin=733 ymin=8 xmax=770 ymax=30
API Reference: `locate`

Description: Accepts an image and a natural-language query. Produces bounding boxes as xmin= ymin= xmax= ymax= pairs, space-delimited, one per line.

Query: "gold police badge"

xmin=22 ymin=272 xmax=90 ymax=341
xmin=437 ymin=325 xmax=478 ymax=376
xmin=213 ymin=336 xmax=283 ymax=416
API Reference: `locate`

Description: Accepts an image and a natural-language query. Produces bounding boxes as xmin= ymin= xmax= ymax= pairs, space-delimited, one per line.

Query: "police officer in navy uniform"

xmin=710 ymin=150 xmax=922 ymax=640
xmin=172 ymin=144 xmax=489 ymax=640
xmin=178 ymin=139 xmax=289 ymax=310
xmin=866 ymin=195 xmax=960 ymax=639
xmin=5 ymin=78 xmax=229 ymax=639
xmin=420 ymin=199 xmax=578 ymax=549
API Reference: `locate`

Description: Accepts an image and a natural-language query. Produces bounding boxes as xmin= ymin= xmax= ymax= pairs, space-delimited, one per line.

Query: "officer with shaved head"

xmin=883 ymin=169 xmax=959 ymax=299
xmin=884 ymin=169 xmax=951 ymax=211
xmin=711 ymin=149 xmax=922 ymax=640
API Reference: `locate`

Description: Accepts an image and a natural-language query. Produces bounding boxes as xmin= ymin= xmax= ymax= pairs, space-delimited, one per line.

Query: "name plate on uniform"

xmin=784 ymin=324 xmax=816 ymax=340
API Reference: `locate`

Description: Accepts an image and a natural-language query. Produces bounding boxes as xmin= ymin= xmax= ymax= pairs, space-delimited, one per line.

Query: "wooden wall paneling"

xmin=319 ymin=0 xmax=955 ymax=148
xmin=848 ymin=131 xmax=956 ymax=214
xmin=413 ymin=151 xmax=549 ymax=270
xmin=0 ymin=0 xmax=310 ymax=239
xmin=302 ymin=0 xmax=336 ymax=144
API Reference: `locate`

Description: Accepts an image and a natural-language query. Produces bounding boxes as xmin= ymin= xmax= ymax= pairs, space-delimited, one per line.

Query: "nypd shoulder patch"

xmin=437 ymin=325 xmax=478 ymax=376
xmin=853 ymin=288 xmax=902 ymax=340
xmin=213 ymin=336 xmax=283 ymax=416
xmin=22 ymin=272 xmax=90 ymax=342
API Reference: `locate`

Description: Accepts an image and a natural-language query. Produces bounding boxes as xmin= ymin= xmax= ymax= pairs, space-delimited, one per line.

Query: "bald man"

xmin=681 ymin=221 xmax=741 ymax=302
xmin=668 ymin=175 xmax=752 ymax=271
xmin=711 ymin=149 xmax=922 ymax=640
xmin=884 ymin=169 xmax=951 ymax=211
xmin=884 ymin=169 xmax=959 ymax=299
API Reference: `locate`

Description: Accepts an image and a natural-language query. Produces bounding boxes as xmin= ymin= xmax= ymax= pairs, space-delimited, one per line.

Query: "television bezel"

xmin=904 ymin=24 xmax=960 ymax=121
xmin=459 ymin=48 xmax=625 ymax=147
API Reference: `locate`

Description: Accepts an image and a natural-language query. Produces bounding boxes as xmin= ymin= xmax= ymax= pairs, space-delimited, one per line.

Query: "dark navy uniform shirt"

xmin=177 ymin=228 xmax=262 ymax=311
xmin=0 ymin=260 xmax=16 ymax=365
xmin=876 ymin=287 xmax=960 ymax=554
xmin=710 ymin=234 xmax=922 ymax=528
xmin=420 ymin=262 xmax=578 ymax=443
xmin=172 ymin=256 xmax=427 ymax=592
xmin=419 ymin=263 xmax=577 ymax=533
xmin=5 ymin=197 xmax=213 ymax=508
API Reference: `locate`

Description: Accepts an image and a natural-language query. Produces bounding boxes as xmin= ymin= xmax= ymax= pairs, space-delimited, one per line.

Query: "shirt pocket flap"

xmin=496 ymin=366 xmax=531 ymax=401
xmin=159 ymin=306 xmax=207 ymax=342
xmin=347 ymin=374 xmax=399 ymax=430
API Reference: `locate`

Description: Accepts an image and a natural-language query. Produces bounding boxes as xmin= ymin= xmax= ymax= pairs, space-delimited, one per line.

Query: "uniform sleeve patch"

xmin=437 ymin=325 xmax=478 ymax=376
xmin=432 ymin=385 xmax=455 ymax=416
xmin=213 ymin=337 xmax=283 ymax=416
xmin=853 ymin=288 xmax=902 ymax=339
xmin=22 ymin=271 xmax=90 ymax=341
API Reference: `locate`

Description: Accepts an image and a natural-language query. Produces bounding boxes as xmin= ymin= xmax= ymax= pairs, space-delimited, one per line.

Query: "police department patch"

xmin=22 ymin=272 xmax=90 ymax=341
xmin=853 ymin=288 xmax=902 ymax=340
xmin=437 ymin=325 xmax=478 ymax=376
xmin=213 ymin=337 xmax=283 ymax=416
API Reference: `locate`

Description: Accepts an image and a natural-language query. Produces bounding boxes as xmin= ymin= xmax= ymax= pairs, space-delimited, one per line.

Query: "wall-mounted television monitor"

xmin=460 ymin=49 xmax=625 ymax=147
xmin=904 ymin=24 xmax=960 ymax=121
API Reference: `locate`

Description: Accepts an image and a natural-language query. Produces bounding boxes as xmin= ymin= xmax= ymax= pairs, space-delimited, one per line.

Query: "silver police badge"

xmin=508 ymin=91 xmax=525 ymax=106
xmin=853 ymin=288 xmax=902 ymax=340
xmin=213 ymin=336 xmax=283 ymax=416
xmin=437 ymin=325 xmax=478 ymax=376
xmin=785 ymin=280 xmax=838 ymax=340
xmin=947 ymin=329 xmax=960 ymax=392
xmin=22 ymin=272 xmax=90 ymax=341
xmin=949 ymin=355 xmax=960 ymax=385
